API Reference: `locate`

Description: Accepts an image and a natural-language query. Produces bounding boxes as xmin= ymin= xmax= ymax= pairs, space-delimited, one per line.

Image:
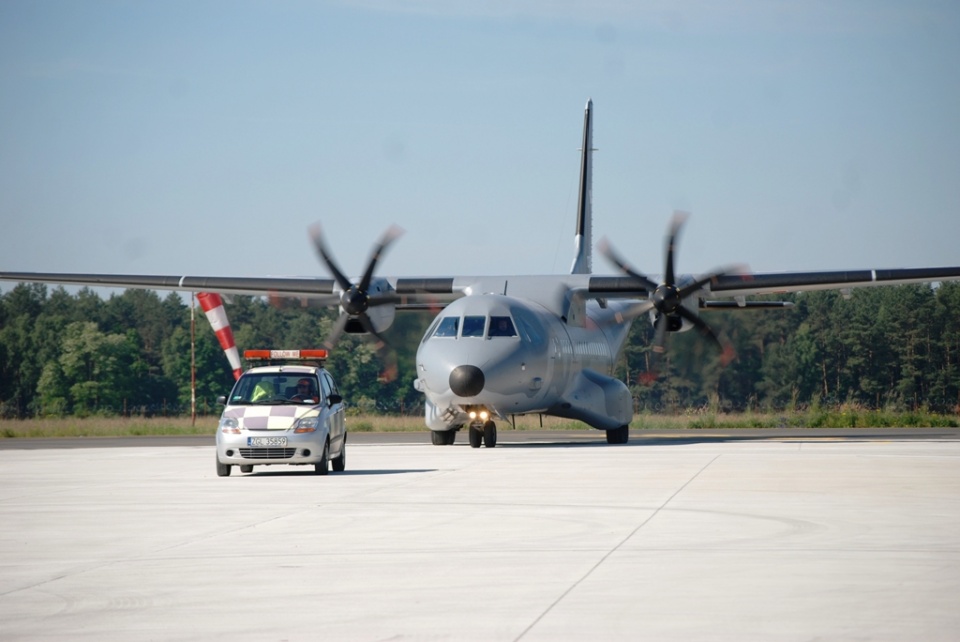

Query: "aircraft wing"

xmin=707 ymin=267 xmax=960 ymax=298
xmin=0 ymin=271 xmax=461 ymax=308
xmin=586 ymin=266 xmax=960 ymax=300
xmin=6 ymin=267 xmax=960 ymax=298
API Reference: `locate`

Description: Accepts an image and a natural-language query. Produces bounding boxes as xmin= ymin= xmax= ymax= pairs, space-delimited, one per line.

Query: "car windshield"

xmin=230 ymin=373 xmax=319 ymax=405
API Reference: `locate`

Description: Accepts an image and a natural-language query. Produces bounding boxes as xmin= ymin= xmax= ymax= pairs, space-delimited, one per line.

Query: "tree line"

xmin=1 ymin=282 xmax=958 ymax=418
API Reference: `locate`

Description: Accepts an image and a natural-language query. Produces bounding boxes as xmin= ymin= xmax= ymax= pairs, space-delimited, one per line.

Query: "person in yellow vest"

xmin=251 ymin=380 xmax=274 ymax=402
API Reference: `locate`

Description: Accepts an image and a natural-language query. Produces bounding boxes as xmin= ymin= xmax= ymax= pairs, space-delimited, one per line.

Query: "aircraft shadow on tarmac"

xmin=490 ymin=427 xmax=960 ymax=448
xmin=491 ymin=437 xmax=741 ymax=449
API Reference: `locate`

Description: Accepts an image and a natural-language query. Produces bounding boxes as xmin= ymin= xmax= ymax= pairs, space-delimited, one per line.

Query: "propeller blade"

xmin=604 ymin=212 xmax=738 ymax=383
xmin=597 ymin=237 xmax=658 ymax=292
xmin=357 ymin=314 xmax=390 ymax=349
xmin=358 ymin=225 xmax=404 ymax=294
xmin=613 ymin=300 xmax=656 ymax=324
xmin=676 ymin=264 xmax=745 ymax=300
xmin=651 ymin=313 xmax=668 ymax=356
xmin=365 ymin=291 xmax=403 ymax=308
xmin=309 ymin=223 xmax=405 ymax=352
xmin=641 ymin=313 xmax=669 ymax=382
xmin=350 ymin=315 xmax=398 ymax=383
xmin=663 ymin=210 xmax=689 ymax=287
xmin=323 ymin=313 xmax=350 ymax=352
xmin=309 ymin=223 xmax=353 ymax=292
xmin=677 ymin=306 xmax=735 ymax=365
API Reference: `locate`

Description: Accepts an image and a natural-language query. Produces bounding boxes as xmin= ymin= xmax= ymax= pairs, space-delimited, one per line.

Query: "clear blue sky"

xmin=2 ymin=0 xmax=959 ymax=292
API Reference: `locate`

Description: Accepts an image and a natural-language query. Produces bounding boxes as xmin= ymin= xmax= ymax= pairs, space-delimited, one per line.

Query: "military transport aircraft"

xmin=3 ymin=100 xmax=960 ymax=447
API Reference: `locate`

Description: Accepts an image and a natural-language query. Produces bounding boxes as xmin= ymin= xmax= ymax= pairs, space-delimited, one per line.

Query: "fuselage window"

xmin=462 ymin=315 xmax=486 ymax=337
xmin=433 ymin=317 xmax=459 ymax=338
xmin=422 ymin=315 xmax=443 ymax=342
xmin=488 ymin=316 xmax=517 ymax=337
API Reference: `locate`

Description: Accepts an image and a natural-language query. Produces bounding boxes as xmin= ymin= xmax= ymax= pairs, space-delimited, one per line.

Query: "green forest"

xmin=1 ymin=281 xmax=959 ymax=419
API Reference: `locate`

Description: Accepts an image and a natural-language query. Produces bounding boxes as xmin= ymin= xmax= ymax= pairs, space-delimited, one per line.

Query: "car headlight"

xmin=219 ymin=417 xmax=240 ymax=434
xmin=294 ymin=416 xmax=320 ymax=433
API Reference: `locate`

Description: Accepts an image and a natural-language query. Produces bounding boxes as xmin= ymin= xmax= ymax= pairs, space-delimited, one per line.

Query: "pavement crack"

xmin=513 ymin=453 xmax=721 ymax=641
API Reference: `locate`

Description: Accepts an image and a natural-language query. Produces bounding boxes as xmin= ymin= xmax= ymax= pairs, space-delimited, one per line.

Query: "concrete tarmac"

xmin=1 ymin=431 xmax=959 ymax=641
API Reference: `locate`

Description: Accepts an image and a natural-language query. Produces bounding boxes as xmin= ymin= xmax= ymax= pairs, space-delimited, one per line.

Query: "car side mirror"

xmin=327 ymin=394 xmax=342 ymax=407
xmin=216 ymin=395 xmax=227 ymax=406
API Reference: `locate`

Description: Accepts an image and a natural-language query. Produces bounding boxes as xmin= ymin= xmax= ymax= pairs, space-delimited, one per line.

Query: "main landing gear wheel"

xmin=606 ymin=425 xmax=629 ymax=445
xmin=431 ymin=429 xmax=457 ymax=445
xmin=483 ymin=420 xmax=497 ymax=448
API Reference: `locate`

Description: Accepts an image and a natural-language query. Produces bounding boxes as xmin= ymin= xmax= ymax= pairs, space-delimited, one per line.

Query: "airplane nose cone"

xmin=449 ymin=365 xmax=485 ymax=397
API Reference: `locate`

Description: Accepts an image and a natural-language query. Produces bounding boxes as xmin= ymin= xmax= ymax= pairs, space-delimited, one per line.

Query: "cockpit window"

xmin=462 ymin=315 xmax=486 ymax=337
xmin=513 ymin=308 xmax=545 ymax=345
xmin=488 ymin=316 xmax=517 ymax=337
xmin=433 ymin=316 xmax=459 ymax=338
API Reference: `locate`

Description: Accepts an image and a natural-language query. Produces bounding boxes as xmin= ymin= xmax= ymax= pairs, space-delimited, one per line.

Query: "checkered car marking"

xmin=224 ymin=404 xmax=321 ymax=430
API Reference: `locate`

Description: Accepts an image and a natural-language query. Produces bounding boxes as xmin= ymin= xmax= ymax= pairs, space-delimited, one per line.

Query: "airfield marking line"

xmin=513 ymin=453 xmax=723 ymax=641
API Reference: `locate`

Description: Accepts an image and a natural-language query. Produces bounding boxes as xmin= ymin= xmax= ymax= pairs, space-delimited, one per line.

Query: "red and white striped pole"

xmin=197 ymin=292 xmax=242 ymax=380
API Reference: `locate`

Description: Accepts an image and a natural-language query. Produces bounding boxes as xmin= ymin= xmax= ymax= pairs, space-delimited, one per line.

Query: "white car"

xmin=215 ymin=350 xmax=346 ymax=476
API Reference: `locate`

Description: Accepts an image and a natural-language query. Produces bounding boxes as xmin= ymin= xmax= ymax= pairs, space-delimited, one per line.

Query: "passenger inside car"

xmin=251 ymin=380 xmax=275 ymax=402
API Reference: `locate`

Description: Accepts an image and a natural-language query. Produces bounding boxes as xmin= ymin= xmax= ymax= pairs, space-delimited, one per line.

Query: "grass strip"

xmin=2 ymin=408 xmax=956 ymax=439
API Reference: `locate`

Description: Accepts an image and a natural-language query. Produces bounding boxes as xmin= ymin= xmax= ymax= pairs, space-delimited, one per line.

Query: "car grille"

xmin=239 ymin=448 xmax=297 ymax=459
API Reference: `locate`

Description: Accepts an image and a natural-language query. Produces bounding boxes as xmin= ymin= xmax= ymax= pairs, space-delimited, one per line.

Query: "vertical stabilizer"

xmin=570 ymin=99 xmax=594 ymax=274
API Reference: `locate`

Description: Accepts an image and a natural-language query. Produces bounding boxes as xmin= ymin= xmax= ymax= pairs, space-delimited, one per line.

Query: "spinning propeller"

xmin=599 ymin=211 xmax=736 ymax=380
xmin=309 ymin=223 xmax=404 ymax=357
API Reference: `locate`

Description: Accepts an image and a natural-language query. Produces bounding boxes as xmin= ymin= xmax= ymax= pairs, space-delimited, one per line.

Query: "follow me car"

xmin=215 ymin=349 xmax=346 ymax=477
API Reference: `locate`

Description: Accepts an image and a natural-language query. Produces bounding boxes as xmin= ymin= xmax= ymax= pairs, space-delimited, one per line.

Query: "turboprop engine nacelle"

xmin=648 ymin=294 xmax=700 ymax=333
xmin=343 ymin=276 xmax=396 ymax=334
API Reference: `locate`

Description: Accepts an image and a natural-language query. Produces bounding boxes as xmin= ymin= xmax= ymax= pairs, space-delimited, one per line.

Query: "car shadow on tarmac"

xmin=237 ymin=468 xmax=437 ymax=477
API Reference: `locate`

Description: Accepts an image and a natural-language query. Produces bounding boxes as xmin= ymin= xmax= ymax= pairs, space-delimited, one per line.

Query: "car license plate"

xmin=248 ymin=436 xmax=287 ymax=447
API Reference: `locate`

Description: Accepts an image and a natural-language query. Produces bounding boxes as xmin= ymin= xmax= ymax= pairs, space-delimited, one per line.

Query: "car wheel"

xmin=314 ymin=441 xmax=329 ymax=475
xmin=332 ymin=434 xmax=346 ymax=472
xmin=240 ymin=465 xmax=253 ymax=474
xmin=216 ymin=455 xmax=231 ymax=477
xmin=482 ymin=421 xmax=497 ymax=448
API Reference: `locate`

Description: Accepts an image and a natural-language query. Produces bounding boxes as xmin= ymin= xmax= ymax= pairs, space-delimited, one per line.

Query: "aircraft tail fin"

xmin=570 ymin=99 xmax=594 ymax=275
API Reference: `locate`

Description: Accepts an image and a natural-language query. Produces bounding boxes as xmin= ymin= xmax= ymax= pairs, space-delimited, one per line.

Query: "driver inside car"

xmin=289 ymin=378 xmax=318 ymax=403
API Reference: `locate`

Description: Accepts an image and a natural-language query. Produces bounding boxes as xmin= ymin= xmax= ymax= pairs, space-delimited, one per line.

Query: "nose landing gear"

xmin=468 ymin=420 xmax=497 ymax=448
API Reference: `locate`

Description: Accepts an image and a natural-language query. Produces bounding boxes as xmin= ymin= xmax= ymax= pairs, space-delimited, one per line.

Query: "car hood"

xmin=222 ymin=404 xmax=321 ymax=431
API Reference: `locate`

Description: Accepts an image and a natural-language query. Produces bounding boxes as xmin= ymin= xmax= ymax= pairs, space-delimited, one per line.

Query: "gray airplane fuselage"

xmin=415 ymin=276 xmax=636 ymax=433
